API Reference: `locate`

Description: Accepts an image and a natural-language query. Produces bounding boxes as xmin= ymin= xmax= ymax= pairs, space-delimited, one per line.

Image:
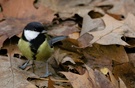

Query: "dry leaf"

xmin=84 ymin=44 xmax=129 ymax=64
xmin=94 ymin=69 xmax=115 ymax=88
xmin=80 ymin=14 xmax=105 ymax=36
xmin=98 ymin=0 xmax=135 ymax=15
xmin=0 ymin=0 xmax=55 ymax=48
xmin=88 ymin=13 xmax=135 ymax=46
xmin=119 ymin=77 xmax=127 ymax=88
xmin=39 ymin=0 xmax=92 ymax=18
xmin=53 ymin=49 xmax=67 ymax=65
xmin=68 ymin=32 xmax=80 ymax=45
xmin=48 ymin=24 xmax=79 ymax=36
xmin=113 ymin=62 xmax=135 ymax=88
xmin=78 ymin=33 xmax=93 ymax=48
xmin=62 ymin=65 xmax=118 ymax=88
xmin=0 ymin=56 xmax=37 ymax=88
xmin=61 ymin=56 xmax=76 ymax=64
xmin=69 ymin=32 xmax=79 ymax=40
xmin=127 ymin=53 xmax=135 ymax=67
xmin=0 ymin=0 xmax=54 ymax=22
xmin=100 ymin=68 xmax=127 ymax=88
xmin=100 ymin=68 xmax=118 ymax=88
xmin=54 ymin=85 xmax=65 ymax=88
xmin=61 ymin=71 xmax=94 ymax=88
xmin=85 ymin=65 xmax=100 ymax=88
xmin=48 ymin=77 xmax=55 ymax=88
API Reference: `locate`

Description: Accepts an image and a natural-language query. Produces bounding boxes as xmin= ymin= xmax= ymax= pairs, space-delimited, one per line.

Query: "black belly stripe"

xmin=30 ymin=34 xmax=46 ymax=60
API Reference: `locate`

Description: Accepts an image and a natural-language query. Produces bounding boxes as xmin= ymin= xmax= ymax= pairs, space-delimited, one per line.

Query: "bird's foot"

xmin=19 ymin=60 xmax=30 ymax=70
xmin=40 ymin=72 xmax=52 ymax=78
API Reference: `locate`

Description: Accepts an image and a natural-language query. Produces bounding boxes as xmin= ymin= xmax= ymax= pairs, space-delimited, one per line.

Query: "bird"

xmin=18 ymin=22 xmax=67 ymax=77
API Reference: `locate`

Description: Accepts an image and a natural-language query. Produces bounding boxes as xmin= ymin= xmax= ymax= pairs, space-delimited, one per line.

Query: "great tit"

xmin=18 ymin=22 xmax=67 ymax=77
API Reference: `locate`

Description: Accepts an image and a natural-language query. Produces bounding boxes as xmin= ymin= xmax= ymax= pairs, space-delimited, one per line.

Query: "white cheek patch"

xmin=24 ymin=30 xmax=40 ymax=41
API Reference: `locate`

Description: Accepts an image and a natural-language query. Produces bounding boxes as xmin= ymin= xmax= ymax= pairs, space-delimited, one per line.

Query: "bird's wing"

xmin=48 ymin=36 xmax=68 ymax=47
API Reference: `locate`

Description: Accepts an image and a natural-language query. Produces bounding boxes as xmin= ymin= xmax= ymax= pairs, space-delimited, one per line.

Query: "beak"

xmin=42 ymin=30 xmax=47 ymax=33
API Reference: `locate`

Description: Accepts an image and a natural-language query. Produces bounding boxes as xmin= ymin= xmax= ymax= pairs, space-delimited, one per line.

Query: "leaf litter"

xmin=0 ymin=0 xmax=135 ymax=88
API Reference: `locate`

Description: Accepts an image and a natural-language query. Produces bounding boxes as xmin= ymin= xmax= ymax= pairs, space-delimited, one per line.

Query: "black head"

xmin=24 ymin=22 xmax=46 ymax=33
xmin=22 ymin=22 xmax=47 ymax=41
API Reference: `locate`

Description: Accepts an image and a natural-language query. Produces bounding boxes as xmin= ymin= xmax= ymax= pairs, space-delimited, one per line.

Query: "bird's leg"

xmin=19 ymin=60 xmax=30 ymax=70
xmin=40 ymin=61 xmax=52 ymax=78
xmin=31 ymin=60 xmax=35 ymax=73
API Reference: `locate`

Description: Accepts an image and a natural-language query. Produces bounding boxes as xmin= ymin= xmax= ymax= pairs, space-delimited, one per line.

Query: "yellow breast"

xmin=18 ymin=38 xmax=54 ymax=61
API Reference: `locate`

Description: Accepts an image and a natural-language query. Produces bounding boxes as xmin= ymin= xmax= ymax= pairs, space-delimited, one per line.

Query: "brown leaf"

xmin=88 ymin=13 xmax=135 ymax=46
xmin=48 ymin=78 xmax=55 ymax=88
xmin=98 ymin=0 xmax=135 ymax=15
xmin=94 ymin=69 xmax=115 ymax=88
xmin=80 ymin=14 xmax=105 ymax=36
xmin=62 ymin=65 xmax=118 ymax=88
xmin=48 ymin=23 xmax=79 ymax=36
xmin=68 ymin=32 xmax=80 ymax=46
xmin=0 ymin=0 xmax=54 ymax=22
xmin=61 ymin=71 xmax=94 ymax=88
xmin=61 ymin=56 xmax=76 ymax=64
xmin=128 ymin=53 xmax=135 ymax=67
xmin=113 ymin=63 xmax=135 ymax=88
xmin=84 ymin=44 xmax=129 ymax=64
xmin=69 ymin=32 xmax=79 ymax=40
xmin=85 ymin=65 xmax=100 ymax=88
xmin=78 ymin=33 xmax=93 ymax=48
xmin=100 ymin=68 xmax=119 ymax=88
xmin=53 ymin=49 xmax=67 ymax=65
xmin=0 ymin=0 xmax=55 ymax=48
xmin=0 ymin=56 xmax=37 ymax=88
xmin=0 ymin=13 xmax=3 ymax=20
xmin=119 ymin=77 xmax=127 ymax=88
xmin=39 ymin=0 xmax=92 ymax=18
xmin=54 ymin=85 xmax=65 ymax=88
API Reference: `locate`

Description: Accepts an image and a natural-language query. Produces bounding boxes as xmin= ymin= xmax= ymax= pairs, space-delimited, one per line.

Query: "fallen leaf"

xmin=88 ymin=66 xmax=125 ymax=88
xmin=48 ymin=23 xmax=79 ymax=36
xmin=100 ymin=68 xmax=119 ymax=88
xmin=67 ymin=32 xmax=79 ymax=46
xmin=94 ymin=69 xmax=115 ymax=88
xmin=62 ymin=65 xmax=119 ymax=88
xmin=127 ymin=53 xmax=135 ymax=67
xmin=113 ymin=62 xmax=135 ymax=88
xmin=61 ymin=56 xmax=76 ymax=64
xmin=100 ymin=67 xmax=109 ymax=75
xmin=78 ymin=33 xmax=93 ymax=48
xmin=53 ymin=49 xmax=67 ymax=65
xmin=48 ymin=77 xmax=55 ymax=88
xmin=0 ymin=0 xmax=55 ymax=48
xmin=84 ymin=44 xmax=129 ymax=64
xmin=0 ymin=0 xmax=54 ymax=22
xmin=80 ymin=14 xmax=105 ymax=36
xmin=85 ymin=65 xmax=100 ymax=88
xmin=88 ymin=13 xmax=135 ymax=46
xmin=119 ymin=77 xmax=127 ymax=88
xmin=69 ymin=32 xmax=79 ymax=40
xmin=54 ymin=85 xmax=65 ymax=88
xmin=0 ymin=56 xmax=37 ymax=88
xmin=98 ymin=0 xmax=135 ymax=16
xmin=61 ymin=71 xmax=94 ymax=88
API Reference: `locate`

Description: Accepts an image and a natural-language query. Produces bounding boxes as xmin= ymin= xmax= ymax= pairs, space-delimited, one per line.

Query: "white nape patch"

xmin=24 ymin=30 xmax=40 ymax=41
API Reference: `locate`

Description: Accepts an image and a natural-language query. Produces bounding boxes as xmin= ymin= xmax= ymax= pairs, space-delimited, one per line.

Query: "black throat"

xmin=30 ymin=33 xmax=46 ymax=53
xmin=22 ymin=32 xmax=46 ymax=60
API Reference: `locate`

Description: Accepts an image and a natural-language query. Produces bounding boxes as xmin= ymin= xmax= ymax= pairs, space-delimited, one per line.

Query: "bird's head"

xmin=23 ymin=22 xmax=47 ymax=41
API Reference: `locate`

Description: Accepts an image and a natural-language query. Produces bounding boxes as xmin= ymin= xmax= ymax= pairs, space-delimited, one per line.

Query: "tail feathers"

xmin=48 ymin=36 xmax=68 ymax=47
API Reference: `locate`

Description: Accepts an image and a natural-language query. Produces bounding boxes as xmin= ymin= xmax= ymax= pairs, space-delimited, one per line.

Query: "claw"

xmin=40 ymin=62 xmax=52 ymax=78
xmin=19 ymin=60 xmax=30 ymax=70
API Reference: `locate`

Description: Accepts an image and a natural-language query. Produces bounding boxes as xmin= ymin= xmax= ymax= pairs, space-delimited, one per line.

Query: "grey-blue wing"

xmin=48 ymin=36 xmax=68 ymax=47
